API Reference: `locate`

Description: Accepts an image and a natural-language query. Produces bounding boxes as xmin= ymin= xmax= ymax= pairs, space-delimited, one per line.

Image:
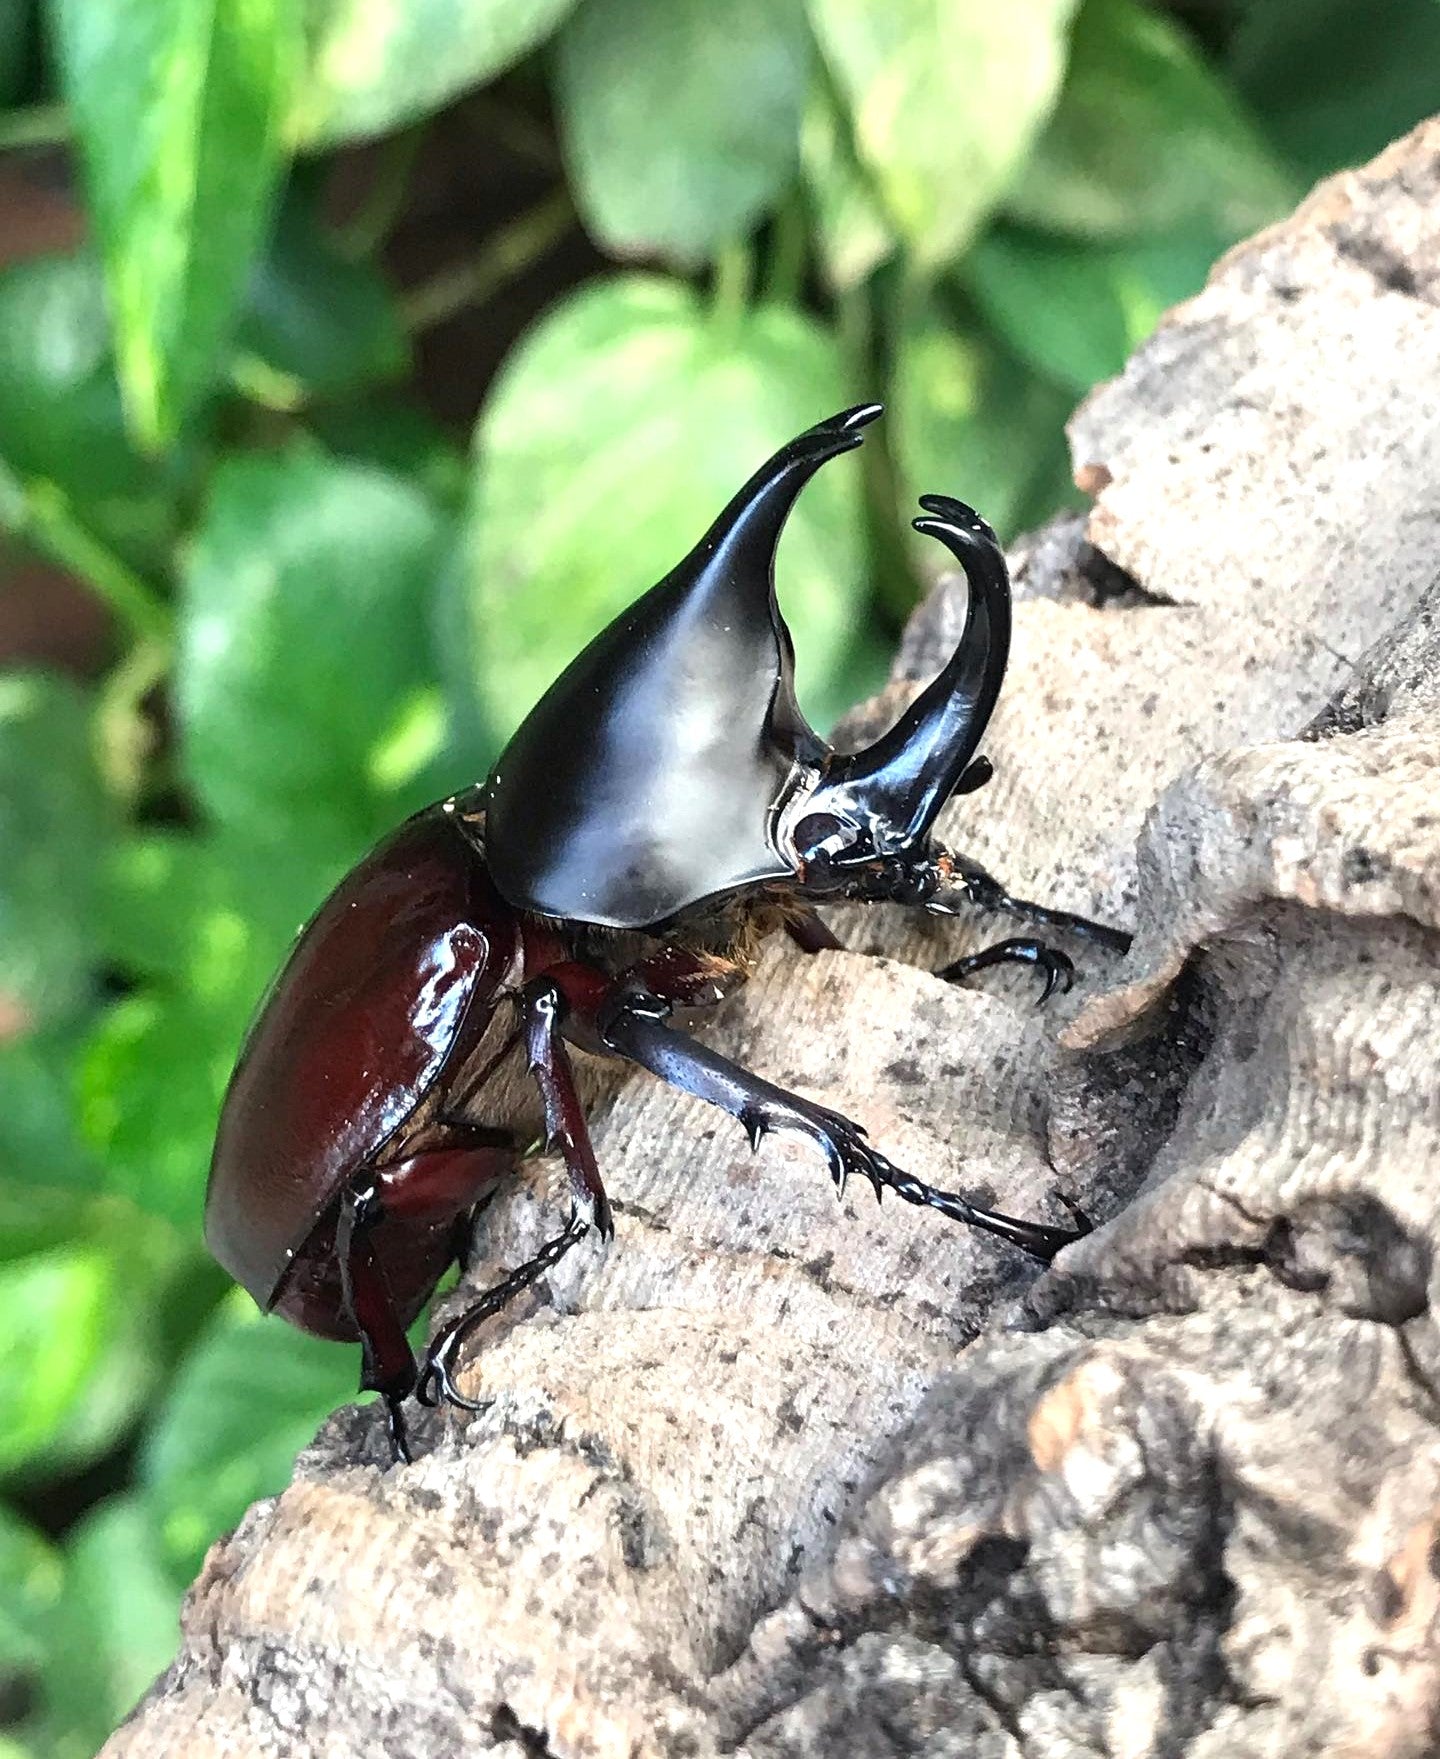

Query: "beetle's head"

xmin=482 ymin=407 xmax=1012 ymax=929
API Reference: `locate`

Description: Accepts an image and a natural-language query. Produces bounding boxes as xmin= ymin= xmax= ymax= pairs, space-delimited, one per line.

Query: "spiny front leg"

xmin=597 ymin=986 xmax=1088 ymax=1263
xmin=936 ymin=935 xmax=1075 ymax=1004
xmin=936 ymin=852 xmax=1133 ymax=955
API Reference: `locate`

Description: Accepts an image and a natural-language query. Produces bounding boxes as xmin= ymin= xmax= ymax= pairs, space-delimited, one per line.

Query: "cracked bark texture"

xmin=108 ymin=119 xmax=1440 ymax=1759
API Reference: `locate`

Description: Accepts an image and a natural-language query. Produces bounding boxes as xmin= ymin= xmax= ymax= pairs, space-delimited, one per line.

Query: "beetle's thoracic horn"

xmin=483 ymin=404 xmax=882 ymax=928
xmin=828 ymin=496 xmax=1012 ymax=848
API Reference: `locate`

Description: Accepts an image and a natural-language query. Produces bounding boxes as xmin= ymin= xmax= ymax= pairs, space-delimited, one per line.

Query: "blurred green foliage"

xmin=0 ymin=0 xmax=1431 ymax=1750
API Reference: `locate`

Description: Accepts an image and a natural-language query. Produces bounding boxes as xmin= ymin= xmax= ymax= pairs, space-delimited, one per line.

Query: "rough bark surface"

xmin=108 ymin=120 xmax=1440 ymax=1759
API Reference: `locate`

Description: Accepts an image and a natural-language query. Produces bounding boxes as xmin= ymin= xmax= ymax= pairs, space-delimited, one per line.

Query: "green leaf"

xmin=0 ymin=1504 xmax=61 ymax=1678
xmin=298 ymin=0 xmax=578 ymax=145
xmin=83 ymin=828 xmax=343 ymax=1233
xmin=79 ymin=992 xmax=237 ymax=1234
xmin=98 ymin=827 xmax=345 ymax=993
xmin=1231 ymin=0 xmax=1440 ymax=183
xmin=1005 ymin=0 xmax=1297 ymax=240
xmin=37 ymin=1498 xmax=179 ymax=1757
xmin=799 ymin=82 xmax=894 ymax=293
xmin=555 ymin=0 xmax=809 ymax=266
xmin=892 ymin=291 xmax=1076 ymax=548
xmin=178 ymin=446 xmax=449 ymax=857
xmin=97 ymin=831 xmax=233 ymax=989
xmin=0 ymin=0 xmax=33 ymax=107
xmin=142 ymin=1292 xmax=357 ymax=1580
xmin=51 ymin=0 xmax=303 ymax=446
xmin=309 ymin=395 xmax=469 ymax=510
xmin=0 ymin=254 xmax=187 ymax=571
xmin=0 ymin=673 xmax=110 ymax=1033
xmin=461 ymin=274 xmax=863 ymax=740
xmin=806 ymin=0 xmax=1078 ymax=269
xmin=966 ymin=222 xmax=1226 ymax=395
xmin=235 ymin=186 xmax=408 ymax=400
xmin=0 ymin=1216 xmax=170 ymax=1480
xmin=0 ymin=1028 xmax=102 ymax=1214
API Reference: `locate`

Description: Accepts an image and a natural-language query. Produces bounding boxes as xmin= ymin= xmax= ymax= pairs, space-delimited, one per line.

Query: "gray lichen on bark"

xmin=108 ymin=118 xmax=1440 ymax=1759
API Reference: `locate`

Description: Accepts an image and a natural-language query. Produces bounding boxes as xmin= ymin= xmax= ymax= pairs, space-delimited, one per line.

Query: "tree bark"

xmin=108 ymin=118 xmax=1440 ymax=1759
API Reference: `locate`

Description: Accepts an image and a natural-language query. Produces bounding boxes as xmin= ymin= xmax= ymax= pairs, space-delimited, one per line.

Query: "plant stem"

xmin=96 ymin=635 xmax=169 ymax=806
xmin=0 ymin=104 xmax=70 ymax=151
xmin=465 ymin=95 xmax=562 ymax=171
xmin=401 ymin=189 xmax=574 ymax=333
xmin=710 ymin=238 xmax=753 ymax=327
xmin=764 ymin=193 xmax=808 ymax=306
xmin=338 ymin=125 xmax=426 ymax=259
xmin=838 ymin=277 xmax=919 ymax=622
xmin=0 ymin=463 xmax=173 ymax=645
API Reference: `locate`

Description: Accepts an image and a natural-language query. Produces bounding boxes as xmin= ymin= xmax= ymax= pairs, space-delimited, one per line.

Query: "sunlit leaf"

xmin=298 ymin=0 xmax=578 ymax=145
xmin=37 ymin=1498 xmax=179 ymax=1758
xmin=79 ymin=993 xmax=237 ymax=1234
xmin=0 ymin=1216 xmax=170 ymax=1480
xmin=1006 ymin=0 xmax=1296 ymax=240
xmin=52 ymin=0 xmax=302 ymax=445
xmin=799 ymin=83 xmax=894 ymax=293
xmin=1231 ymin=0 xmax=1440 ymax=182
xmin=0 ymin=674 xmax=110 ymax=1033
xmin=0 ymin=254 xmax=187 ymax=571
xmin=966 ymin=222 xmax=1226 ymax=394
xmin=141 ymin=1292 xmax=357 ymax=1580
xmin=556 ymin=0 xmax=809 ymax=265
xmin=178 ymin=445 xmax=450 ymax=856
xmin=0 ymin=1504 xmax=61 ymax=1677
xmin=806 ymin=0 xmax=1078 ymax=269
xmin=460 ymin=274 xmax=864 ymax=741
xmin=83 ymin=828 xmax=343 ymax=1234
xmin=892 ymin=291 xmax=1076 ymax=549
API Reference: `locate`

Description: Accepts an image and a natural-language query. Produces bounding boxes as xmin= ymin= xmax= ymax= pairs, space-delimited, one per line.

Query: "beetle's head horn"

xmin=483 ymin=404 xmax=882 ymax=928
xmin=776 ymin=496 xmax=1012 ymax=883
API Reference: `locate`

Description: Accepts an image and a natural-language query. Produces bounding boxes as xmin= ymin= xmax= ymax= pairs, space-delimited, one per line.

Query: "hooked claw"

xmin=742 ymin=1097 xmax=886 ymax=1207
xmin=416 ymin=1326 xmax=489 ymax=1412
xmin=382 ymin=1391 xmax=414 ymax=1464
xmin=935 ymin=936 xmax=1076 ymax=1004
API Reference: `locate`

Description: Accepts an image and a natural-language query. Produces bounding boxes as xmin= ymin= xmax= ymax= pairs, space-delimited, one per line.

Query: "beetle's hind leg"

xmin=336 ymin=1180 xmax=419 ymax=1464
xmin=408 ymin=975 xmax=611 ymax=1412
xmin=416 ymin=1206 xmax=590 ymax=1410
xmin=596 ymin=982 xmax=1088 ymax=1264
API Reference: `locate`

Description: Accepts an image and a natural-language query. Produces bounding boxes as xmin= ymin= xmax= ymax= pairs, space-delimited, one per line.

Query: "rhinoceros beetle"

xmin=205 ymin=404 xmax=1130 ymax=1461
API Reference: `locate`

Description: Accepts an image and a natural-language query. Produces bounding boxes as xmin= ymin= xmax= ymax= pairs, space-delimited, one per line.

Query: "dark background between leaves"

xmin=0 ymin=2 xmax=1435 ymax=1753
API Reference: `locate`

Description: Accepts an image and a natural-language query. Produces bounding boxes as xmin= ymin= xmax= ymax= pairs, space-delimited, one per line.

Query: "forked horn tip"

xmin=914 ymin=494 xmax=995 ymax=541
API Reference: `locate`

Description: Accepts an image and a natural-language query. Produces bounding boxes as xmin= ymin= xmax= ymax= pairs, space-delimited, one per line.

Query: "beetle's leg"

xmin=594 ymin=984 xmax=1087 ymax=1263
xmin=416 ymin=1206 xmax=589 ymax=1411
xmin=337 ymin=1144 xmax=517 ymax=1460
xmin=336 ymin=1178 xmax=418 ymax=1465
xmin=519 ymin=975 xmax=614 ymax=1239
xmin=936 ymin=936 xmax=1076 ymax=1005
xmin=785 ymin=909 xmax=845 ymax=955
xmin=934 ymin=851 xmax=1133 ymax=954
